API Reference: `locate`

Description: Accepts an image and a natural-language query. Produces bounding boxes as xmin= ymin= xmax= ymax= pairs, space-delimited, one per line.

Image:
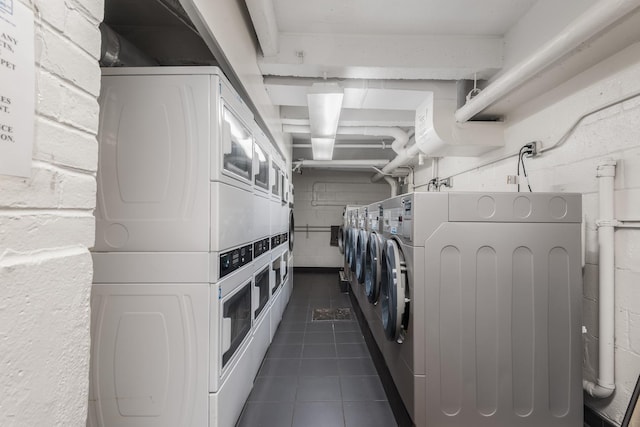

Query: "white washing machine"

xmin=88 ymin=254 xmax=255 ymax=427
xmin=250 ymin=249 xmax=272 ymax=380
xmin=269 ymin=242 xmax=288 ymax=341
xmin=364 ymin=201 xmax=384 ymax=304
xmin=94 ymin=67 xmax=255 ymax=254
xmin=343 ymin=206 xmax=360 ymax=274
xmin=358 ymin=192 xmax=583 ymax=427
xmin=355 ymin=205 xmax=370 ymax=284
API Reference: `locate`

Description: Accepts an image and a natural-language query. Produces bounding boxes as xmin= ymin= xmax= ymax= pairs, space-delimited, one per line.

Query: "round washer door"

xmin=364 ymin=232 xmax=382 ymax=304
xmin=355 ymin=229 xmax=368 ymax=284
xmin=344 ymin=227 xmax=352 ymax=266
xmin=348 ymin=228 xmax=358 ymax=273
xmin=380 ymin=238 xmax=409 ymax=342
xmin=337 ymin=226 xmax=345 ymax=254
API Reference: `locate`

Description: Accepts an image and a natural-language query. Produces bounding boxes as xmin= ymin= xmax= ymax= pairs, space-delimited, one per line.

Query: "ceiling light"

xmin=311 ymin=137 xmax=335 ymax=160
xmin=307 ymin=82 xmax=344 ymax=138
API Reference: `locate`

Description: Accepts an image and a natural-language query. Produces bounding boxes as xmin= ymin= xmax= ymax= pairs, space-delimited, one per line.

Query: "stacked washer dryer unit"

xmin=268 ymin=147 xmax=290 ymax=341
xmin=356 ymin=192 xmax=583 ymax=427
xmin=88 ymin=67 xmax=289 ymax=427
xmin=251 ymin=124 xmax=273 ymax=381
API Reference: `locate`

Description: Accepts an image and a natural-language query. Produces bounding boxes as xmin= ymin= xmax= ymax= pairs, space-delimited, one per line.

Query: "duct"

xmin=583 ymin=159 xmax=617 ymax=399
xmin=455 ymin=0 xmax=640 ymax=123
xmin=383 ymin=176 xmax=398 ymax=197
xmin=292 ymin=143 xmax=387 ymax=149
xmin=245 ymin=0 xmax=279 ymax=56
xmin=283 ymin=125 xmax=410 ymax=154
xmin=99 ymin=23 xmax=158 ymax=67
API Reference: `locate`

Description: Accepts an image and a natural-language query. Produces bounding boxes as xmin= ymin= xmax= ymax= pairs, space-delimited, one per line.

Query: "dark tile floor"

xmin=236 ymin=271 xmax=398 ymax=427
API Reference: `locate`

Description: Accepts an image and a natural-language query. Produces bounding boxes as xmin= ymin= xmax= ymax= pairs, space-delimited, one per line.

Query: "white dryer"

xmin=250 ymin=248 xmax=272 ymax=380
xmin=365 ymin=192 xmax=583 ymax=427
xmin=95 ymin=67 xmax=255 ymax=254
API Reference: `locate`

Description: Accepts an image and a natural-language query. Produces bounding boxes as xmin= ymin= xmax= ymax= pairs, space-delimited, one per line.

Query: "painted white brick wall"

xmin=414 ymin=57 xmax=640 ymax=425
xmin=0 ymin=1 xmax=102 ymax=426
xmin=292 ymin=170 xmax=390 ymax=267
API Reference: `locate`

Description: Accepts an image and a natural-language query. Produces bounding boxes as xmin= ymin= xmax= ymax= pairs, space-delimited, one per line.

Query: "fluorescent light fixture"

xmin=311 ymin=137 xmax=335 ymax=160
xmin=307 ymin=82 xmax=344 ymax=138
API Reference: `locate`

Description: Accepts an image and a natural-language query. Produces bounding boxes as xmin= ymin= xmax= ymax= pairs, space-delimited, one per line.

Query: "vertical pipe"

xmin=583 ymin=159 xmax=617 ymax=398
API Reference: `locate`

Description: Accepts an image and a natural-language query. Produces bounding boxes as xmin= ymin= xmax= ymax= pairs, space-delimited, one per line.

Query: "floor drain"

xmin=312 ymin=308 xmax=353 ymax=321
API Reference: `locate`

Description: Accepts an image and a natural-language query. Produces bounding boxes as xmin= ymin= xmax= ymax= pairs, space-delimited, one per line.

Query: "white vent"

xmin=415 ymin=93 xmax=503 ymax=157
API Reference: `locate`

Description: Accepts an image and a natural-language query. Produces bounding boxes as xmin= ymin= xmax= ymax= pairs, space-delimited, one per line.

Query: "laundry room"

xmin=1 ymin=0 xmax=640 ymax=426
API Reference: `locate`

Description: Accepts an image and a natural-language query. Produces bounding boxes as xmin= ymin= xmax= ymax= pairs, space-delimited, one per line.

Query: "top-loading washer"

xmin=95 ymin=67 xmax=255 ymax=254
xmin=372 ymin=192 xmax=583 ymax=427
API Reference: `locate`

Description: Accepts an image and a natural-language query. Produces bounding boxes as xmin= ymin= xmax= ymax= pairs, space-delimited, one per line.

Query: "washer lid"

xmin=381 ymin=238 xmax=409 ymax=342
xmin=365 ymin=232 xmax=382 ymax=304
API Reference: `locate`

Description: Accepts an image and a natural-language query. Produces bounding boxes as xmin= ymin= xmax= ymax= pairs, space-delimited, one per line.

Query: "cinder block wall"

xmin=292 ymin=170 xmax=391 ymax=267
xmin=414 ymin=61 xmax=640 ymax=424
xmin=0 ymin=0 xmax=102 ymax=425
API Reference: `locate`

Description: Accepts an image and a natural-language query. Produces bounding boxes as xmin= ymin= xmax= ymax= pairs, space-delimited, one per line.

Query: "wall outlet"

xmin=507 ymin=175 xmax=519 ymax=185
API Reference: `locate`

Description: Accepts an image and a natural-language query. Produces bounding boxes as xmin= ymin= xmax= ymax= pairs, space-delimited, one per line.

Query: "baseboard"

xmin=293 ymin=266 xmax=341 ymax=274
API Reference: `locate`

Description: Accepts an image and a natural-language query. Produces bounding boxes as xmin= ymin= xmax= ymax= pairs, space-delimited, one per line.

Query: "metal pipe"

xmin=99 ymin=23 xmax=158 ymax=67
xmin=383 ymin=176 xmax=398 ymax=197
xmin=284 ymin=125 xmax=409 ymax=154
xmin=293 ymin=144 xmax=387 ymax=149
xmin=455 ymin=0 xmax=640 ymax=122
xmin=295 ymin=159 xmax=391 ymax=169
xmin=583 ymin=159 xmax=617 ymax=398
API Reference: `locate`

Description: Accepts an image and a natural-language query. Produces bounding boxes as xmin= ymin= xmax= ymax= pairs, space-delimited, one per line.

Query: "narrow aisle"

xmin=236 ymin=271 xmax=398 ymax=427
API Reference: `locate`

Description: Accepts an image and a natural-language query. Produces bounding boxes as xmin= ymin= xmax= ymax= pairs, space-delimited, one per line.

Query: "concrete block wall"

xmin=414 ymin=59 xmax=640 ymax=425
xmin=292 ymin=170 xmax=390 ymax=267
xmin=0 ymin=1 xmax=102 ymax=426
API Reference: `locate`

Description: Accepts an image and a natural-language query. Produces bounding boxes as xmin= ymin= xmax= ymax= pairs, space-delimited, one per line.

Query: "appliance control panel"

xmin=253 ymin=238 xmax=270 ymax=259
xmin=220 ymin=243 xmax=253 ymax=278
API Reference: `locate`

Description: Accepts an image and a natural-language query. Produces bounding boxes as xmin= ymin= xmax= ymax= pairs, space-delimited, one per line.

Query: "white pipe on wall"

xmin=383 ymin=176 xmax=398 ymax=197
xmin=283 ymin=125 xmax=409 ymax=154
xmin=455 ymin=0 xmax=640 ymax=123
xmin=583 ymin=159 xmax=617 ymax=398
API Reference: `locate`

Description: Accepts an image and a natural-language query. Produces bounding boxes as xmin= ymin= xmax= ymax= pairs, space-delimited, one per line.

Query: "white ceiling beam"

xmin=244 ymin=0 xmax=279 ymax=56
xmin=258 ymin=33 xmax=503 ymax=80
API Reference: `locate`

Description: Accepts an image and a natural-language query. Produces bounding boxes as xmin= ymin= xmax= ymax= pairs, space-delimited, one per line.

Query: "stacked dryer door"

xmin=90 ymin=67 xmax=258 ymax=427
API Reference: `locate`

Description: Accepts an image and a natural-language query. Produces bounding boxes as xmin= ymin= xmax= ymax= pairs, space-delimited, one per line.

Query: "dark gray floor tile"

xmin=344 ymin=401 xmax=397 ymax=427
xmin=333 ymin=321 xmax=360 ymax=332
xmin=305 ymin=322 xmax=334 ymax=333
xmin=337 ymin=343 xmax=370 ymax=358
xmin=249 ymin=376 xmax=298 ymax=402
xmin=266 ymin=344 xmax=303 ymax=359
xmin=300 ymin=358 xmax=339 ymax=376
xmin=340 ymin=376 xmax=387 ymax=401
xmin=278 ymin=322 xmax=306 ymax=332
xmin=292 ymin=402 xmax=345 ymax=427
xmin=304 ymin=332 xmax=335 ymax=344
xmin=258 ymin=358 xmax=301 ymax=377
xmin=282 ymin=311 xmax=308 ymax=323
xmin=273 ymin=331 xmax=305 ymax=345
xmin=236 ymin=402 xmax=294 ymax=427
xmin=296 ymin=376 xmax=342 ymax=401
xmin=335 ymin=331 xmax=365 ymax=344
xmin=302 ymin=343 xmax=337 ymax=358
xmin=338 ymin=358 xmax=377 ymax=376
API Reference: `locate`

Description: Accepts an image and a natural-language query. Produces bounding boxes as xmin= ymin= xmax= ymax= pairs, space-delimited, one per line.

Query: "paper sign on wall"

xmin=0 ymin=0 xmax=35 ymax=178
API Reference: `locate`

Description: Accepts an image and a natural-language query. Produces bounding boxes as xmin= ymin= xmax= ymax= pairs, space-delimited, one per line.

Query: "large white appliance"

xmin=343 ymin=205 xmax=360 ymax=274
xmin=89 ymin=67 xmax=286 ymax=427
xmin=355 ymin=205 xmax=370 ymax=284
xmin=253 ymin=124 xmax=271 ymax=244
xmin=94 ymin=67 xmax=255 ymax=254
xmin=352 ymin=192 xmax=583 ymax=427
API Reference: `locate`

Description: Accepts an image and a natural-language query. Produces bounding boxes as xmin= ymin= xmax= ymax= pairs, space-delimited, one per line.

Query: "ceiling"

xmin=102 ymin=0 xmax=640 ymax=171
